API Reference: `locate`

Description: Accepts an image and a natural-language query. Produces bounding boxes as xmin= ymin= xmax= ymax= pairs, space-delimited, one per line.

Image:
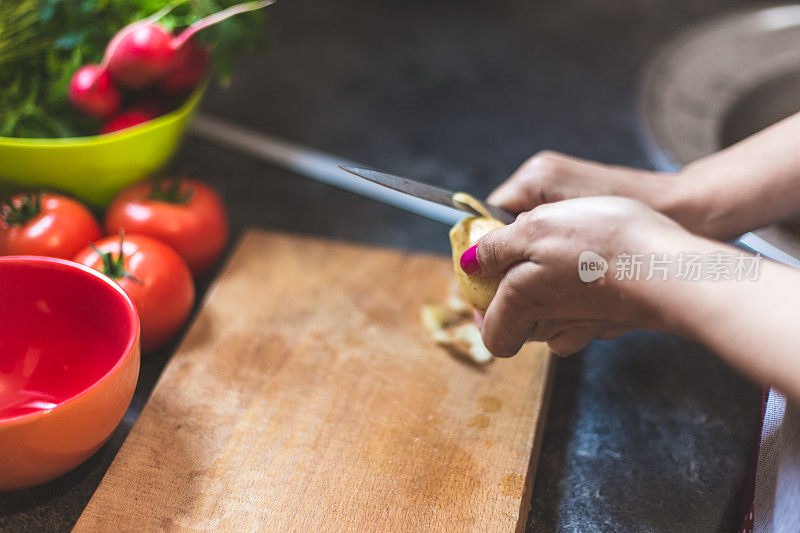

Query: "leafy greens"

xmin=0 ymin=0 xmax=267 ymax=138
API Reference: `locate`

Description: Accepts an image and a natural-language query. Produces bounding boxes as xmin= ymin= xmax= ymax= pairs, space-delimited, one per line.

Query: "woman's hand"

xmin=470 ymin=195 xmax=800 ymax=404
xmin=488 ymin=151 xmax=688 ymax=225
xmin=464 ymin=114 xmax=800 ymax=403
xmin=494 ymin=111 xmax=800 ymax=240
xmin=465 ymin=196 xmax=689 ymax=356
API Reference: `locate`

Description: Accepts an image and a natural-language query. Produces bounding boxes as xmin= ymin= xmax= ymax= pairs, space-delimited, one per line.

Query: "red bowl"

xmin=0 ymin=256 xmax=140 ymax=491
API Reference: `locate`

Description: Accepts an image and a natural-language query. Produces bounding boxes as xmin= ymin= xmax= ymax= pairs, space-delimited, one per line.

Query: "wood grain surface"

xmin=75 ymin=230 xmax=553 ymax=532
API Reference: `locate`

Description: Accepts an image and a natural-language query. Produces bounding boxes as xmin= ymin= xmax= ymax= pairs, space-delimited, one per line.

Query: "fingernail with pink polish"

xmin=460 ymin=245 xmax=481 ymax=274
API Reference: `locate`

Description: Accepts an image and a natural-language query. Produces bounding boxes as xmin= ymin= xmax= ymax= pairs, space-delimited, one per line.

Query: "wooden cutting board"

xmin=75 ymin=230 xmax=553 ymax=532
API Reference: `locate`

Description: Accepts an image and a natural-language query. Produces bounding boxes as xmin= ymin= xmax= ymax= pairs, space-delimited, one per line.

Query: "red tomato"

xmin=74 ymin=234 xmax=195 ymax=353
xmin=0 ymin=192 xmax=101 ymax=259
xmin=105 ymin=178 xmax=228 ymax=276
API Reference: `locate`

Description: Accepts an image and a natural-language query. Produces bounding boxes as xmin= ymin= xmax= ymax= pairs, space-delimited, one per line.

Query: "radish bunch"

xmin=69 ymin=1 xmax=273 ymax=134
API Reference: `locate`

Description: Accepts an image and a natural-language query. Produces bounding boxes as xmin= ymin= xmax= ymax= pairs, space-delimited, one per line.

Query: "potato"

xmin=449 ymin=215 xmax=505 ymax=315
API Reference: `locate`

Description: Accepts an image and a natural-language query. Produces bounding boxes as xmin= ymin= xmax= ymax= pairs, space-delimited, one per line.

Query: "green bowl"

xmin=0 ymin=86 xmax=204 ymax=208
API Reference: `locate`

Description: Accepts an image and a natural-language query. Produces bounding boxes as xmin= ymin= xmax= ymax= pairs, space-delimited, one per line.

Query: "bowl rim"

xmin=0 ymin=81 xmax=206 ymax=147
xmin=0 ymin=256 xmax=140 ymax=426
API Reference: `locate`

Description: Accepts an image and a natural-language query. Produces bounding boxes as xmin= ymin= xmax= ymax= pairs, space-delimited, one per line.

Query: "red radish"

xmin=100 ymin=109 xmax=158 ymax=134
xmin=158 ymin=38 xmax=208 ymax=95
xmin=100 ymin=0 xmax=187 ymax=89
xmin=104 ymin=0 xmax=273 ymax=90
xmin=105 ymin=24 xmax=175 ymax=89
xmin=69 ymin=65 xmax=121 ymax=118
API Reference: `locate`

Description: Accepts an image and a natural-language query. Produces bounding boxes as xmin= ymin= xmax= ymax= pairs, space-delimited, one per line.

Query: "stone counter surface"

xmin=0 ymin=0 xmax=770 ymax=530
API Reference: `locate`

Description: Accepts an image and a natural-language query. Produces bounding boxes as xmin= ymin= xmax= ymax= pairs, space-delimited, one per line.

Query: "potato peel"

xmin=451 ymin=323 xmax=493 ymax=364
xmin=423 ymin=192 xmax=507 ymax=364
xmin=452 ymin=191 xmax=494 ymax=219
xmin=421 ymin=281 xmax=493 ymax=365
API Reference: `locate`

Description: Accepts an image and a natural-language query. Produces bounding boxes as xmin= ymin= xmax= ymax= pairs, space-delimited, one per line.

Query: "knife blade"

xmin=338 ymin=166 xmax=517 ymax=224
xmin=189 ymin=114 xmax=516 ymax=225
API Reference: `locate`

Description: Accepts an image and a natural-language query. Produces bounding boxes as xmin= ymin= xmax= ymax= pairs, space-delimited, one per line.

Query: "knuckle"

xmin=476 ymin=237 xmax=501 ymax=271
xmin=484 ymin=333 xmax=519 ymax=358
xmin=527 ymin=322 xmax=556 ymax=342
xmin=547 ymin=337 xmax=580 ymax=357
xmin=480 ymin=325 xmax=510 ymax=358
xmin=528 ymin=300 xmax=554 ymax=319
xmin=518 ymin=206 xmax=555 ymax=238
xmin=525 ymin=151 xmax=568 ymax=177
xmin=496 ymin=276 xmax=526 ymax=307
xmin=546 ymin=339 xmax=570 ymax=357
xmin=501 ymin=263 xmax=551 ymax=315
xmin=495 ymin=348 xmax=518 ymax=358
xmin=516 ymin=209 xmax=537 ymax=225
xmin=515 ymin=209 xmax=542 ymax=232
xmin=529 ymin=236 xmax=561 ymax=262
xmin=548 ymin=329 xmax=597 ymax=356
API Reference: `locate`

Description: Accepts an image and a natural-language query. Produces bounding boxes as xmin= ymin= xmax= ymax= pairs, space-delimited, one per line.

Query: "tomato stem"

xmin=92 ymin=231 xmax=143 ymax=284
xmin=0 ymin=192 xmax=42 ymax=226
xmin=150 ymin=176 xmax=194 ymax=205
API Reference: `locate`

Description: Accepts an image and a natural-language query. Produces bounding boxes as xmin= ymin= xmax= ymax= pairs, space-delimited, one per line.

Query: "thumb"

xmin=487 ymin=151 xmax=569 ymax=212
xmin=460 ymin=222 xmax=530 ymax=278
xmin=486 ymin=184 xmax=537 ymax=214
xmin=487 ymin=176 xmax=543 ymax=214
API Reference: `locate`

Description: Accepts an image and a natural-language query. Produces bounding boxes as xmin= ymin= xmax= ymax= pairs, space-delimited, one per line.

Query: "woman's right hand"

xmin=488 ymin=151 xmax=683 ymax=217
xmin=494 ymin=111 xmax=800 ymax=240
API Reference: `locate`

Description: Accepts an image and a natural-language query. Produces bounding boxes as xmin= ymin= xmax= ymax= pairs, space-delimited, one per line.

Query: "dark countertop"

xmin=1 ymin=0 xmax=771 ymax=530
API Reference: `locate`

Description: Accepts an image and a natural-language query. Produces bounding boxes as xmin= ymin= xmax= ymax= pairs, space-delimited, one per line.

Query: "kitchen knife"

xmin=338 ymin=166 xmax=517 ymax=224
xmin=191 ymin=115 xmax=800 ymax=268
xmin=191 ymin=115 xmax=516 ymax=226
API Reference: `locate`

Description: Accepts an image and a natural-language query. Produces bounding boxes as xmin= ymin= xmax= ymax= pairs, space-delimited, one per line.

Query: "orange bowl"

xmin=0 ymin=256 xmax=140 ymax=491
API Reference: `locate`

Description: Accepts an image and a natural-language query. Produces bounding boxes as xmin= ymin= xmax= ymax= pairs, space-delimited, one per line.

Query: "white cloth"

xmin=753 ymin=389 xmax=800 ymax=532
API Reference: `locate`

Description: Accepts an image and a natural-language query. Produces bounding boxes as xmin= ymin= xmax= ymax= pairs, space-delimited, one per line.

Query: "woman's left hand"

xmin=465 ymin=196 xmax=687 ymax=356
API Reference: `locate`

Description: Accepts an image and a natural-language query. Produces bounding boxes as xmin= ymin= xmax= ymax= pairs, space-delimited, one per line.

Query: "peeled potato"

xmin=449 ymin=195 xmax=506 ymax=315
